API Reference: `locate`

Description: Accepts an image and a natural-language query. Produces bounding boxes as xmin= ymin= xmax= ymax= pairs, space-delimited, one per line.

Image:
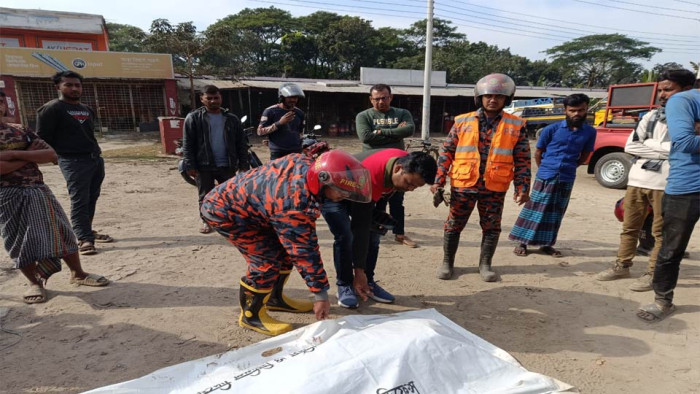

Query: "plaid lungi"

xmin=508 ymin=176 xmax=574 ymax=246
xmin=0 ymin=184 xmax=77 ymax=273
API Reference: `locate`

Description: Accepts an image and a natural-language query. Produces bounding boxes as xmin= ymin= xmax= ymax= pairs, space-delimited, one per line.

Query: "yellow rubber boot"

xmin=238 ymin=280 xmax=293 ymax=336
xmin=266 ymin=270 xmax=313 ymax=313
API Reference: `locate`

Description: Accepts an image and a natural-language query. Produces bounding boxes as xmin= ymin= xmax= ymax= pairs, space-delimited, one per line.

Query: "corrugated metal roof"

xmin=180 ymin=77 xmax=607 ymax=99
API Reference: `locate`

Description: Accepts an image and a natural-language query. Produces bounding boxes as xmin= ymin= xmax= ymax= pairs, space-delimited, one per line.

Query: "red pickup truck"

xmin=586 ymin=82 xmax=658 ymax=188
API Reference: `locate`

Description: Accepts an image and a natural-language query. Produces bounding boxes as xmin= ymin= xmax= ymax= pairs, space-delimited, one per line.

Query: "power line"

xmin=612 ymin=0 xmax=700 ymax=12
xmin=571 ymin=0 xmax=700 ymax=21
xmin=431 ymin=1 xmax=700 ymax=46
xmin=447 ymin=0 xmax=699 ymax=38
xmin=670 ymin=0 xmax=700 ymax=6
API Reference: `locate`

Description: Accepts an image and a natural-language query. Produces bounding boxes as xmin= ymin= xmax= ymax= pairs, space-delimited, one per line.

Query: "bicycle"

xmin=404 ymin=137 xmax=443 ymax=162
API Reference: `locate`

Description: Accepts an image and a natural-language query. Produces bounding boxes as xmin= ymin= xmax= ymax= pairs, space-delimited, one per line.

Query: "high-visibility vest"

xmin=448 ymin=111 xmax=526 ymax=192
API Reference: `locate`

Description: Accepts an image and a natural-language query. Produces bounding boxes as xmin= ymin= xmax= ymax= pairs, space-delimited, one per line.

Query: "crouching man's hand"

xmin=313 ymin=300 xmax=330 ymax=320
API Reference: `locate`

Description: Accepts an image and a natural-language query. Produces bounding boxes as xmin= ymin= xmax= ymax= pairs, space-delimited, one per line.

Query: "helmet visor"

xmin=323 ymin=167 xmax=372 ymax=203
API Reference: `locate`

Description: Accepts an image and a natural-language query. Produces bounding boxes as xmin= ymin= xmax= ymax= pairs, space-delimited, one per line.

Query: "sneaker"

xmin=629 ymin=272 xmax=653 ymax=292
xmin=595 ymin=265 xmax=631 ymax=281
xmin=395 ymin=235 xmax=418 ymax=248
xmin=337 ymin=285 xmax=359 ymax=308
xmin=368 ymin=281 xmax=395 ymax=303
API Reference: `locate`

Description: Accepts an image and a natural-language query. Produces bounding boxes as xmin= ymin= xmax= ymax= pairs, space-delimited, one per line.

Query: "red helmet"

xmin=307 ymin=150 xmax=371 ymax=203
xmin=614 ymin=197 xmax=625 ymax=222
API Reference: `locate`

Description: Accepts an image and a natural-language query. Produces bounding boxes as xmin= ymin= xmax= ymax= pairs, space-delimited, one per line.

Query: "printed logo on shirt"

xmin=67 ymin=110 xmax=91 ymax=124
xmin=373 ymin=118 xmax=399 ymax=126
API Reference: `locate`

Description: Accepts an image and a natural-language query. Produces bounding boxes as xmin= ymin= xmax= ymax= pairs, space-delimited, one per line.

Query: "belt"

xmin=59 ymin=152 xmax=101 ymax=159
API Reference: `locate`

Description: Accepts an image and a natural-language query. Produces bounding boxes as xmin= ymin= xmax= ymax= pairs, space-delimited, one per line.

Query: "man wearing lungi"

xmin=431 ymin=73 xmax=531 ymax=282
xmin=0 ymin=92 xmax=109 ymax=304
xmin=509 ymin=94 xmax=596 ymax=258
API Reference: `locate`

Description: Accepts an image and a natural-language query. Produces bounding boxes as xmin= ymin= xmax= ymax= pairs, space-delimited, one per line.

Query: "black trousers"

xmin=196 ymin=167 xmax=237 ymax=207
xmin=58 ymin=154 xmax=105 ymax=243
xmin=652 ymin=192 xmax=700 ymax=306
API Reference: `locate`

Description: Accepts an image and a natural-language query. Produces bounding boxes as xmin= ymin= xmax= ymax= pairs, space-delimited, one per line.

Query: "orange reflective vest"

xmin=448 ymin=111 xmax=526 ymax=192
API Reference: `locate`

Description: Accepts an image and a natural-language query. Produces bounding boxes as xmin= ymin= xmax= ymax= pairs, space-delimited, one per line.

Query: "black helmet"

xmin=278 ymin=82 xmax=305 ymax=102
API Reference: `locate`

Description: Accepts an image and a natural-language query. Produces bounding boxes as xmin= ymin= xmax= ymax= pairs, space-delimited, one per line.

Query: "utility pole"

xmin=420 ymin=0 xmax=434 ymax=140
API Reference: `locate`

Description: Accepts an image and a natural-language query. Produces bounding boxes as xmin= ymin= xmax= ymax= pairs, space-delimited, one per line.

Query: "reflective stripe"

xmin=456 ymin=115 xmax=477 ymax=123
xmin=456 ymin=145 xmax=478 ymax=153
xmin=492 ymin=147 xmax=513 ymax=156
xmin=501 ymin=116 xmax=524 ymax=126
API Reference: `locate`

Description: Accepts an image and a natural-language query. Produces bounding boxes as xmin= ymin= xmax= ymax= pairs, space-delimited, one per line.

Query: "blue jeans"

xmin=375 ymin=192 xmax=405 ymax=235
xmin=652 ymin=192 xmax=700 ymax=306
xmin=58 ymin=154 xmax=105 ymax=243
xmin=321 ymin=200 xmax=380 ymax=284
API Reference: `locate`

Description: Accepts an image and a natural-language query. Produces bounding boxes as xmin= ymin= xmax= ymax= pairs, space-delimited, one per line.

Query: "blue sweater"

xmin=665 ymin=89 xmax=700 ymax=195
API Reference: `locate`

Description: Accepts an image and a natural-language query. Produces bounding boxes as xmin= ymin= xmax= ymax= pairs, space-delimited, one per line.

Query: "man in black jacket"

xmin=182 ymin=85 xmax=250 ymax=233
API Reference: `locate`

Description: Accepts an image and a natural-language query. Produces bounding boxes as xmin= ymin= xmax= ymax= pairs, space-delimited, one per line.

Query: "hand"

xmin=28 ymin=139 xmax=50 ymax=151
xmin=373 ymin=129 xmax=381 ymax=135
xmin=313 ymin=300 xmax=330 ymax=320
xmin=514 ymin=191 xmax=530 ymax=205
xmin=186 ymin=169 xmax=198 ymax=177
xmin=430 ymin=184 xmax=441 ymax=194
xmin=398 ymin=121 xmax=407 ymax=127
xmin=279 ymin=111 xmax=295 ymax=125
xmin=353 ymin=269 xmax=371 ymax=302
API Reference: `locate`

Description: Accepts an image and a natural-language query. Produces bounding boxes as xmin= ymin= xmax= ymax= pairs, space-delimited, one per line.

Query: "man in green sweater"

xmin=356 ymin=84 xmax=419 ymax=248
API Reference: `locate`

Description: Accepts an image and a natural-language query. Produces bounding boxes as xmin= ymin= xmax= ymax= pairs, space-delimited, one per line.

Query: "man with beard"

xmin=182 ymin=85 xmax=250 ymax=234
xmin=596 ymin=69 xmax=696 ymax=291
xmin=37 ymin=71 xmax=113 ymax=255
xmin=258 ymin=82 xmax=306 ymax=160
xmin=509 ymin=93 xmax=596 ymax=258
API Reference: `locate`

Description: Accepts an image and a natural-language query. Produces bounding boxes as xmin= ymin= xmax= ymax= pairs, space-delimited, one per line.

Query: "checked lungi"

xmin=508 ymin=176 xmax=574 ymax=246
xmin=0 ymin=185 xmax=77 ymax=277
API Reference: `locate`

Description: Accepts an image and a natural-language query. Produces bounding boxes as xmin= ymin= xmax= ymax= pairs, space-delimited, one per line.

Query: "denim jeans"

xmin=375 ymin=192 xmax=405 ymax=236
xmin=58 ymin=154 xmax=105 ymax=243
xmin=652 ymin=192 xmax=700 ymax=306
xmin=321 ymin=200 xmax=380 ymax=285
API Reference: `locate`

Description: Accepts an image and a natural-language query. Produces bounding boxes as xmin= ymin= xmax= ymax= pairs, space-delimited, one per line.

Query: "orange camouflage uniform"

xmin=200 ymin=154 xmax=329 ymax=295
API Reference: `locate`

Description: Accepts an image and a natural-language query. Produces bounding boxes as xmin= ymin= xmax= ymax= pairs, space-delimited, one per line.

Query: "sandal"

xmin=513 ymin=244 xmax=528 ymax=257
xmin=78 ymin=240 xmax=97 ymax=255
xmin=540 ymin=246 xmax=563 ymax=258
xmin=70 ymin=273 xmax=110 ymax=287
xmin=23 ymin=284 xmax=47 ymax=304
xmin=636 ymin=303 xmax=676 ymax=322
xmin=92 ymin=231 xmax=114 ymax=243
xmin=395 ymin=235 xmax=418 ymax=248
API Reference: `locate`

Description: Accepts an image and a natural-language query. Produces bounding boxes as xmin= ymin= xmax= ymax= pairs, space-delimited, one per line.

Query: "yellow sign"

xmin=0 ymin=47 xmax=173 ymax=79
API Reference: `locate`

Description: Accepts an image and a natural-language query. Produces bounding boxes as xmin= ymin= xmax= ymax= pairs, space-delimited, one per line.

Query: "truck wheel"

xmin=594 ymin=152 xmax=631 ymax=189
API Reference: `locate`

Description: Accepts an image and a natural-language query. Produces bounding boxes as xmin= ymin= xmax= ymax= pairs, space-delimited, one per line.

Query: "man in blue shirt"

xmin=637 ymin=83 xmax=700 ymax=322
xmin=509 ymin=94 xmax=596 ymax=257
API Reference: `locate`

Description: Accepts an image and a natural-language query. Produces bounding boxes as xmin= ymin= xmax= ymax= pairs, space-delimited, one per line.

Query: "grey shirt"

xmin=207 ymin=113 xmax=228 ymax=167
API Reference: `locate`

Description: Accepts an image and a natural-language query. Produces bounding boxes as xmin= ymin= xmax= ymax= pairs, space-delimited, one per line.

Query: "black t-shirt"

xmin=36 ymin=99 xmax=100 ymax=155
xmin=259 ymin=105 xmax=305 ymax=153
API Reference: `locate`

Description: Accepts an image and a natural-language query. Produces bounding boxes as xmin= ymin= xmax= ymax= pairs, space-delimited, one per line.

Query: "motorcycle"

xmin=177 ymin=115 xmax=263 ymax=186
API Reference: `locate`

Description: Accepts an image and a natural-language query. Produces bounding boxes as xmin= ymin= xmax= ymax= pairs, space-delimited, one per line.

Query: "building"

xmin=0 ymin=7 xmax=177 ymax=133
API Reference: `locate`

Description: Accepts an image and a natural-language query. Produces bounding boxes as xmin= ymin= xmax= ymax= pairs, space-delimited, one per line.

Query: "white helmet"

xmin=474 ymin=73 xmax=516 ymax=107
xmin=279 ymin=82 xmax=305 ymax=101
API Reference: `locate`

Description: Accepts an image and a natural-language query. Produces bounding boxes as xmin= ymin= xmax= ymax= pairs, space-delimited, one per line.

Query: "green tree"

xmin=204 ymin=7 xmax=294 ymax=77
xmin=145 ymin=19 xmax=215 ymax=108
xmin=319 ymin=16 xmax=379 ymax=79
xmin=545 ymin=34 xmax=660 ymax=88
xmin=106 ymin=22 xmax=147 ymax=52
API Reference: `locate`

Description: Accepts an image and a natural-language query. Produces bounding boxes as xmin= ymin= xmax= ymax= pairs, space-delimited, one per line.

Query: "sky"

xmin=4 ymin=0 xmax=699 ymax=70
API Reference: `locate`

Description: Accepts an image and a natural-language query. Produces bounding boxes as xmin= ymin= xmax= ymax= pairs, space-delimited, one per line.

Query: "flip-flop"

xmin=513 ymin=244 xmax=528 ymax=257
xmin=540 ymin=246 xmax=563 ymax=258
xmin=70 ymin=273 xmax=110 ymax=287
xmin=23 ymin=284 xmax=47 ymax=304
xmin=78 ymin=240 xmax=97 ymax=255
xmin=92 ymin=231 xmax=114 ymax=243
xmin=636 ymin=303 xmax=676 ymax=322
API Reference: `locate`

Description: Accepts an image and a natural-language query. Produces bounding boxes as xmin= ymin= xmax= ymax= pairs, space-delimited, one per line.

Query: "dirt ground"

xmin=1 ymin=134 xmax=698 ymax=393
